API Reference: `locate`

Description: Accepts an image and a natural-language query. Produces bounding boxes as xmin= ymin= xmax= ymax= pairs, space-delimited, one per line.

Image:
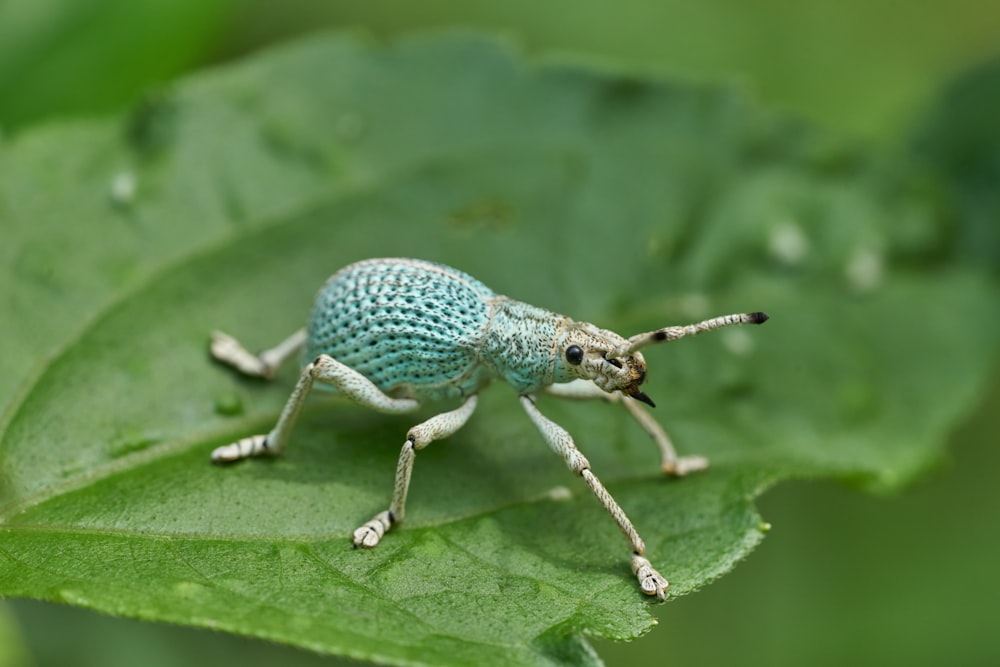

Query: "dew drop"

xmin=108 ymin=431 xmax=161 ymax=458
xmin=546 ymin=486 xmax=573 ymax=501
xmin=677 ymin=293 xmax=710 ymax=319
xmin=722 ymin=328 xmax=754 ymax=357
xmin=58 ymin=589 xmax=89 ymax=605
xmin=214 ymin=392 xmax=244 ymax=417
xmin=845 ymin=246 xmax=884 ymax=291
xmin=109 ymin=170 xmax=137 ymax=206
xmin=174 ymin=581 xmax=209 ymax=599
xmin=768 ymin=219 xmax=809 ymax=265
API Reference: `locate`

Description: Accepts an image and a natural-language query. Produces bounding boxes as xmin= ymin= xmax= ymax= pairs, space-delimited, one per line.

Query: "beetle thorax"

xmin=479 ymin=298 xmax=571 ymax=394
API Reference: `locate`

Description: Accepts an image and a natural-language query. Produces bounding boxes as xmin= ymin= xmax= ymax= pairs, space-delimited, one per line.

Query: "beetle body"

xmin=306 ymin=258 xmax=652 ymax=402
xmin=210 ymin=257 xmax=767 ymax=601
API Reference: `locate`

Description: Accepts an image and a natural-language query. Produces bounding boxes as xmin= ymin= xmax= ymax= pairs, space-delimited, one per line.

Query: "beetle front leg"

xmin=546 ymin=380 xmax=708 ymax=477
xmin=520 ymin=394 xmax=669 ymax=600
xmin=353 ymin=395 xmax=479 ymax=548
xmin=618 ymin=398 xmax=708 ymax=476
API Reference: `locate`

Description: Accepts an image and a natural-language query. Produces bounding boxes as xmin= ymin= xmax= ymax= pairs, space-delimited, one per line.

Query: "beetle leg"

xmin=618 ymin=398 xmax=709 ymax=476
xmin=545 ymin=380 xmax=708 ymax=477
xmin=520 ymin=394 xmax=669 ymax=601
xmin=210 ymin=328 xmax=307 ymax=379
xmin=544 ymin=378 xmax=617 ymax=401
xmin=353 ymin=395 xmax=479 ymax=548
xmin=211 ymin=354 xmax=419 ymax=462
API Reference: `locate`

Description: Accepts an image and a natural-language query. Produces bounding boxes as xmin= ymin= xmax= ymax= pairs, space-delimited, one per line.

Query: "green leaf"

xmin=0 ymin=0 xmax=233 ymax=132
xmin=1 ymin=33 xmax=997 ymax=666
xmin=911 ymin=57 xmax=1000 ymax=271
xmin=0 ymin=602 xmax=30 ymax=667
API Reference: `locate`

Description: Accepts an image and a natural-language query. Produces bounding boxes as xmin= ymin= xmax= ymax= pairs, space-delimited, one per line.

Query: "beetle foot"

xmin=662 ymin=455 xmax=709 ymax=477
xmin=353 ymin=511 xmax=394 ymax=548
xmin=210 ymin=330 xmax=275 ymax=379
xmin=211 ymin=434 xmax=270 ymax=462
xmin=632 ymin=553 xmax=668 ymax=601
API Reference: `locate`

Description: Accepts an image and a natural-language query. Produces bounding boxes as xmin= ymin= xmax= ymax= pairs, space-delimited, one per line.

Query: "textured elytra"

xmin=306 ymin=258 xmax=498 ymax=401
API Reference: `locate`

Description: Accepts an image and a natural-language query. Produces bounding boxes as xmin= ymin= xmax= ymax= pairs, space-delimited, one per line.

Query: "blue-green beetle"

xmin=211 ymin=257 xmax=768 ymax=600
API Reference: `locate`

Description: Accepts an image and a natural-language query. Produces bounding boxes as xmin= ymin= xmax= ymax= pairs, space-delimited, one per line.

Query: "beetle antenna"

xmin=615 ymin=312 xmax=769 ymax=357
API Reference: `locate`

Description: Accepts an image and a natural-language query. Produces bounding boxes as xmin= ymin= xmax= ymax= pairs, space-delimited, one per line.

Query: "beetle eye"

xmin=565 ymin=345 xmax=584 ymax=365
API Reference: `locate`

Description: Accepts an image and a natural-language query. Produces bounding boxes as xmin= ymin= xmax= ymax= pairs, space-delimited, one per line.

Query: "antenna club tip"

xmin=749 ymin=312 xmax=769 ymax=324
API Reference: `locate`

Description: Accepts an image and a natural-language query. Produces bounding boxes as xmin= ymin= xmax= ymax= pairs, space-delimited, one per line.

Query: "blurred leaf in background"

xmin=0 ymin=0 xmax=233 ymax=132
xmin=0 ymin=603 xmax=29 ymax=667
xmin=7 ymin=0 xmax=1000 ymax=140
xmin=911 ymin=57 xmax=1000 ymax=271
xmin=219 ymin=0 xmax=1000 ymax=140
xmin=599 ymin=372 xmax=1000 ymax=666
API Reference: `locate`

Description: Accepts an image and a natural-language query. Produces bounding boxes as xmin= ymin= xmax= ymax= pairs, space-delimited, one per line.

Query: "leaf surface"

xmin=1 ymin=34 xmax=997 ymax=666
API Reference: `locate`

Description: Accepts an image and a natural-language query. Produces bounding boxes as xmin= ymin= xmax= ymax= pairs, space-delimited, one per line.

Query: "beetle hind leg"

xmin=210 ymin=328 xmax=307 ymax=379
xmin=211 ymin=353 xmax=420 ymax=463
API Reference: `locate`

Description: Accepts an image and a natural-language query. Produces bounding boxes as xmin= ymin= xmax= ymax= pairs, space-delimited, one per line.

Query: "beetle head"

xmin=555 ymin=323 xmax=655 ymax=407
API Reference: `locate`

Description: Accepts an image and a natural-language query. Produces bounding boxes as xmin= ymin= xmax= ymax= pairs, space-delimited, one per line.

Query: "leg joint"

xmin=567 ymin=450 xmax=590 ymax=475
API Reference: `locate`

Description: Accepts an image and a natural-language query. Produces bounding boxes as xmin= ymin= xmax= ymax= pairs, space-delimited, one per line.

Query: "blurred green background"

xmin=2 ymin=1 xmax=999 ymax=665
xmin=5 ymin=0 xmax=1000 ymax=140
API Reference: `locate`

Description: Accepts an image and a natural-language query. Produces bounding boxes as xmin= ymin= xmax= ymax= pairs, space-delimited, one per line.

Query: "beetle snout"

xmin=627 ymin=387 xmax=655 ymax=407
xmin=620 ymin=355 xmax=654 ymax=407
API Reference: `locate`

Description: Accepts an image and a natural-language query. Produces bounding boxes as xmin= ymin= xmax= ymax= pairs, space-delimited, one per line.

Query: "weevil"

xmin=210 ymin=257 xmax=768 ymax=600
